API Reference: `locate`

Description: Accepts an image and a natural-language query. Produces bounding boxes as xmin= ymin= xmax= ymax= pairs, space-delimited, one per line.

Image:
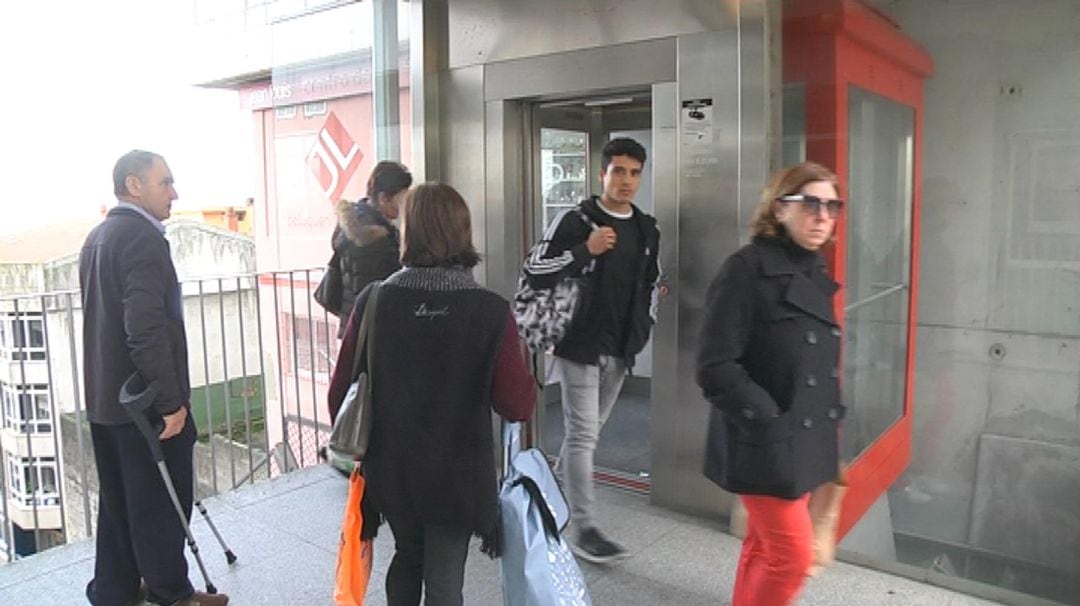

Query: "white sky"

xmin=0 ymin=0 xmax=254 ymax=235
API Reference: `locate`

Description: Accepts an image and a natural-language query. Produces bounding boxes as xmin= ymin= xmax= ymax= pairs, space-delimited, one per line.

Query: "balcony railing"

xmin=0 ymin=267 xmax=338 ymax=562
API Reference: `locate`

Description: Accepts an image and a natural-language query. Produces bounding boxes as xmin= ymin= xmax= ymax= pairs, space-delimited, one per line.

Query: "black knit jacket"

xmin=354 ymin=267 xmax=510 ymax=556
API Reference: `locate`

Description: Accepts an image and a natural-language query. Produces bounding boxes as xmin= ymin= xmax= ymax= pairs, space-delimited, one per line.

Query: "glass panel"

xmin=27 ymin=320 xmax=44 ymax=348
xmin=781 ymin=83 xmax=806 ymax=166
xmin=18 ymin=395 xmax=33 ymax=423
xmin=41 ymin=466 xmax=57 ymax=495
xmin=540 ymin=129 xmax=588 ymax=229
xmin=12 ymin=322 xmax=25 ymax=349
xmin=23 ymin=464 xmax=35 ymax=494
xmin=842 ymin=85 xmax=914 ymax=460
xmin=34 ymin=394 xmax=49 ymax=421
xmin=372 ymin=0 xmax=412 ymax=164
xmin=7 ymin=459 xmax=19 ymax=493
xmin=267 ymin=0 xmax=377 ymax=273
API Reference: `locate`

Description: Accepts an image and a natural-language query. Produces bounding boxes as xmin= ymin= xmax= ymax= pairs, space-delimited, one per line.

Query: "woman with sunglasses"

xmin=697 ymin=161 xmax=846 ymax=606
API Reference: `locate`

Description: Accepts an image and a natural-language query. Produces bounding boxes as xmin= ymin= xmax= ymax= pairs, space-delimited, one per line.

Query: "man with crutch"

xmin=80 ymin=150 xmax=229 ymax=606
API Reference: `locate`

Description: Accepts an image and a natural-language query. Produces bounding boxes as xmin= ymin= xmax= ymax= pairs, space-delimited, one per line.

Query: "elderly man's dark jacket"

xmin=697 ymin=235 xmax=844 ymax=498
xmin=80 ymin=207 xmax=190 ymax=425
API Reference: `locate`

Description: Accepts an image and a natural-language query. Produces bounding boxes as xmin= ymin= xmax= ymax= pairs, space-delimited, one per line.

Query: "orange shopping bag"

xmin=334 ymin=469 xmax=373 ymax=606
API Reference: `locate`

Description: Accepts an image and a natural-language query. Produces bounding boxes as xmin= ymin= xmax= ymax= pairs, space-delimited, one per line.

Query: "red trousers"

xmin=732 ymin=494 xmax=813 ymax=606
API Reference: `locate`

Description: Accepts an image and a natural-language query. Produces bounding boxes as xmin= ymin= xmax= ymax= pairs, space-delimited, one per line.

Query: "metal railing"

xmin=0 ymin=267 xmax=341 ymax=562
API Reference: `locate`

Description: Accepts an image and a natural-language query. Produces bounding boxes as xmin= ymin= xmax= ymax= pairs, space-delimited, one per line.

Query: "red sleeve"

xmin=327 ymin=307 xmax=360 ymax=423
xmin=491 ymin=312 xmax=537 ymax=421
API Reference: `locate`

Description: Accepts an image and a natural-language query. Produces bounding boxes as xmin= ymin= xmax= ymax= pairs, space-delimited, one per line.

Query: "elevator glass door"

xmin=530 ymin=94 xmax=655 ymax=491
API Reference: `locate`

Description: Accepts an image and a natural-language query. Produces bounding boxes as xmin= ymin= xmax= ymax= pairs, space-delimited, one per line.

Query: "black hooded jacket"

xmin=331 ymin=199 xmax=401 ymax=330
xmin=521 ymin=196 xmax=661 ymax=367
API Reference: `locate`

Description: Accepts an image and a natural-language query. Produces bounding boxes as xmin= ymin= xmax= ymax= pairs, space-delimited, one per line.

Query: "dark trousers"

xmin=88 ymin=416 xmax=196 ymax=606
xmin=385 ymin=516 xmax=472 ymax=606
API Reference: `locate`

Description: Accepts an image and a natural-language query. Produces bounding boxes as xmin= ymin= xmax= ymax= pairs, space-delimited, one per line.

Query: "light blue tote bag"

xmin=500 ymin=422 xmax=591 ymax=606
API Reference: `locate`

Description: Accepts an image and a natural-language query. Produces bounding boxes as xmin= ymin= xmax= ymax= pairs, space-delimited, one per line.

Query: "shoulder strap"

xmin=574 ymin=205 xmax=598 ymax=231
xmin=350 ymin=284 xmax=381 ymax=379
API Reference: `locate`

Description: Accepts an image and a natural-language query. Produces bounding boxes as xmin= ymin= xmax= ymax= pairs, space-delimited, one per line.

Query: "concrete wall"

xmin=879 ymin=0 xmax=1080 ymax=579
xmin=0 ymin=264 xmax=44 ymax=296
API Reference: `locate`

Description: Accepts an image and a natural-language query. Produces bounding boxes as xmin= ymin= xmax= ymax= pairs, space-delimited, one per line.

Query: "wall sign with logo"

xmin=306 ymin=112 xmax=364 ymax=202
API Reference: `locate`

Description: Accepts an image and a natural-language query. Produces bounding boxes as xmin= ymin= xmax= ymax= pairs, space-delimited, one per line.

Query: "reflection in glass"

xmin=540 ymin=129 xmax=589 ymax=228
xmin=842 ymin=86 xmax=914 ymax=460
xmin=34 ymin=394 xmax=49 ymax=420
xmin=782 ymin=84 xmax=807 ymax=166
xmin=371 ymin=0 xmax=413 ymax=164
xmin=42 ymin=466 xmax=57 ymax=495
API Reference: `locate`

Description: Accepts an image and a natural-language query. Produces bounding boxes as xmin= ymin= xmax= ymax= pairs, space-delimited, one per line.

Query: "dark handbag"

xmin=314 ymin=251 xmax=344 ymax=314
xmin=328 ymin=284 xmax=380 ymax=459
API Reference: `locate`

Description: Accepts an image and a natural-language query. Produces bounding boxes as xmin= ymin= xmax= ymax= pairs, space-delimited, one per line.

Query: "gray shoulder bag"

xmin=329 ymin=284 xmax=380 ymax=459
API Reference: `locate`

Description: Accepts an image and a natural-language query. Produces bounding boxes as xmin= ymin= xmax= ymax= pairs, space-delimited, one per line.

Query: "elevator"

xmin=434 ymin=1 xmax=927 ymax=539
xmin=438 ymin=3 xmax=769 ymax=519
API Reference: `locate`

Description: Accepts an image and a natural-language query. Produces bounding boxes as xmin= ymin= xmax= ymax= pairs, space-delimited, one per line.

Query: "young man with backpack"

xmin=520 ymin=137 xmax=661 ymax=563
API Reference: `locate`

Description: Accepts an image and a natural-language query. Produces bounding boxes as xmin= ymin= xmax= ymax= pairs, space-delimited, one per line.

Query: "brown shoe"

xmin=130 ymin=581 xmax=148 ymax=605
xmin=85 ymin=579 xmax=150 ymax=606
xmin=172 ymin=592 xmax=230 ymax=606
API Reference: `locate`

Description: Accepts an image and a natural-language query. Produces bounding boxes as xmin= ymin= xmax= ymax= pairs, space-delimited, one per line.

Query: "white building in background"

xmin=0 ymin=216 xmax=255 ymax=561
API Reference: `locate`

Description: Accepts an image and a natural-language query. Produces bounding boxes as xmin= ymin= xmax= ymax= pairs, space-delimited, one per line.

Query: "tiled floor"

xmin=541 ymin=393 xmax=652 ymax=475
xmin=0 ymin=464 xmax=1011 ymax=605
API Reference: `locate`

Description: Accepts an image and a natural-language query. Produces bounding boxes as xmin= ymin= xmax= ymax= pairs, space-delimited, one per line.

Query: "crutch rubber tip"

xmin=206 ymin=584 xmax=217 ymax=595
xmin=226 ymin=551 xmax=237 ymax=565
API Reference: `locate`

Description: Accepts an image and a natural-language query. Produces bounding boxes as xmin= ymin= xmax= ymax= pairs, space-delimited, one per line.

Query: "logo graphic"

xmin=307 ymin=112 xmax=363 ymax=201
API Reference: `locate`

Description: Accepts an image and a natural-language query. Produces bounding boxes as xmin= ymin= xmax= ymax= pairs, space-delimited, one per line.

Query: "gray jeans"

xmin=553 ymin=355 xmax=627 ymax=532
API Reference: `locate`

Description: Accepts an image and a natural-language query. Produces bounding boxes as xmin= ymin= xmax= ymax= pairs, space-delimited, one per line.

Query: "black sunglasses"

xmin=778 ymin=194 xmax=845 ymax=218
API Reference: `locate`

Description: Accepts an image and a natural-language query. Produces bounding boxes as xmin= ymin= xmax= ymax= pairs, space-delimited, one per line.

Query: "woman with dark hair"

xmin=331 ymin=161 xmax=413 ymax=336
xmin=327 ymin=182 xmax=536 ymax=606
xmin=697 ymin=162 xmax=846 ymax=606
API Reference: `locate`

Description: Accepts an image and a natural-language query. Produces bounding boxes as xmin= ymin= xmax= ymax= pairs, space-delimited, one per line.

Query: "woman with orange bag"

xmin=697 ymin=162 xmax=846 ymax=606
xmin=329 ymin=182 xmax=536 ymax=606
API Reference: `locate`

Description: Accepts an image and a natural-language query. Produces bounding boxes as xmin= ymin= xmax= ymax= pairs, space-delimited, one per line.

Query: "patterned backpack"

xmin=513 ymin=209 xmax=597 ymax=352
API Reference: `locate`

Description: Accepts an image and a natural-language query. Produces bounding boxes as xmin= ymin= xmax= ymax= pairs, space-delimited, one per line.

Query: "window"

xmin=4 ymin=454 xmax=59 ymax=507
xmin=279 ymin=312 xmax=337 ymax=377
xmin=0 ymin=382 xmax=52 ymax=434
xmin=302 ymin=101 xmax=327 ymax=118
xmin=275 ymin=105 xmax=298 ymax=120
xmin=0 ymin=495 xmax=8 ymax=556
xmin=0 ymin=314 xmax=47 ymax=361
xmin=1 ymin=390 xmax=14 ymax=429
xmin=41 ymin=465 xmax=57 ymax=495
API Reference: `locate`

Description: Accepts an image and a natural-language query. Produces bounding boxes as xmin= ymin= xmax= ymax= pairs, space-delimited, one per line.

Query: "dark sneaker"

xmin=571 ymin=527 xmax=628 ymax=564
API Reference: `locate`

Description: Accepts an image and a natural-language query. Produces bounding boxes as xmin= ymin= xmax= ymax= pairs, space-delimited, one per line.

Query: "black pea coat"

xmin=696 ymin=235 xmax=844 ymax=499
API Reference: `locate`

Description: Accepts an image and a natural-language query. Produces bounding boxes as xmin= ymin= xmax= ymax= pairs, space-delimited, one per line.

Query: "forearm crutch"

xmin=193 ymin=499 xmax=236 ymax=564
xmin=120 ymin=372 xmax=226 ymax=594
